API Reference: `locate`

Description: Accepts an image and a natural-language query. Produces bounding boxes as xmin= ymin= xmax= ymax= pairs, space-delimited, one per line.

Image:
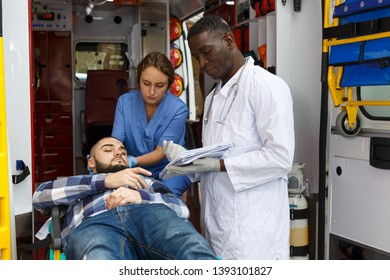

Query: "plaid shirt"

xmin=33 ymin=174 xmax=189 ymax=246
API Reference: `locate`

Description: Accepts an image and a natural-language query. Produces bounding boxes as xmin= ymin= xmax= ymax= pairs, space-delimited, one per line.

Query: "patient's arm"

xmin=32 ymin=174 xmax=107 ymax=214
xmin=33 ymin=173 xmax=189 ymax=219
xmin=33 ymin=168 xmax=151 ymax=214
xmin=104 ymin=181 xmax=190 ymax=219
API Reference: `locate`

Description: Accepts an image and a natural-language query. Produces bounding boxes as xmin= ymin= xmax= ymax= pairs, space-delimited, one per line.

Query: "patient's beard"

xmin=95 ymin=161 xmax=128 ymax=173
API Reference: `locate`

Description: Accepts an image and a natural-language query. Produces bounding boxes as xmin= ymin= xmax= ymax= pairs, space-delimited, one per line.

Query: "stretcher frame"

xmin=323 ymin=0 xmax=390 ymax=136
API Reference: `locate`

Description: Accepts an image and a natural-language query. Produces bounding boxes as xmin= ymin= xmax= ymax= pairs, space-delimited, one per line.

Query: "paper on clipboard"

xmin=159 ymin=143 xmax=232 ymax=179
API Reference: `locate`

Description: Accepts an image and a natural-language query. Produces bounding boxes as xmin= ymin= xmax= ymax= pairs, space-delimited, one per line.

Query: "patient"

xmin=32 ymin=137 xmax=217 ymax=260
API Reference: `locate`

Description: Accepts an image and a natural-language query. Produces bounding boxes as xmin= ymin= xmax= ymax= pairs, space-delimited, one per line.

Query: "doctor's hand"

xmin=168 ymin=157 xmax=221 ymax=174
xmin=163 ymin=140 xmax=187 ymax=161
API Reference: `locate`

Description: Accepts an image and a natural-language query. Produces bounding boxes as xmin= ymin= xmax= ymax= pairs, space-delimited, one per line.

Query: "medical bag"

xmin=250 ymin=0 xmax=275 ymax=17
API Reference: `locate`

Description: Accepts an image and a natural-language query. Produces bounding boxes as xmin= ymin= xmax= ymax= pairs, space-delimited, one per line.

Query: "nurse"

xmin=164 ymin=15 xmax=295 ymax=259
xmin=112 ymin=52 xmax=191 ymax=196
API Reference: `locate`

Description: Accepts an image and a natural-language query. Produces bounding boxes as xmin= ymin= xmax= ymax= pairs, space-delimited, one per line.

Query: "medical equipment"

xmin=203 ymin=58 xmax=248 ymax=125
xmin=288 ymin=163 xmax=309 ymax=260
xmin=323 ymin=0 xmax=390 ymax=137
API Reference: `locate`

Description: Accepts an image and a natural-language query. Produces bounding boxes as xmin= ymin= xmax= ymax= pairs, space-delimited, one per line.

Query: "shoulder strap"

xmin=323 ymin=17 xmax=390 ymax=39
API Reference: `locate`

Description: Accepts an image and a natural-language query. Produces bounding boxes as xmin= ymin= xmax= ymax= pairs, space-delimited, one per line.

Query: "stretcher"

xmin=323 ymin=0 xmax=390 ymax=136
xmin=20 ymin=206 xmax=64 ymax=260
xmin=50 ymin=206 xmax=64 ymax=260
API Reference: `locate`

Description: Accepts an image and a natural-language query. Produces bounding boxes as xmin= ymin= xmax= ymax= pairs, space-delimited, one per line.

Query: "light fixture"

xmin=85 ymin=2 xmax=95 ymax=15
xmin=86 ymin=0 xmax=109 ymax=16
xmin=225 ymin=1 xmax=235 ymax=5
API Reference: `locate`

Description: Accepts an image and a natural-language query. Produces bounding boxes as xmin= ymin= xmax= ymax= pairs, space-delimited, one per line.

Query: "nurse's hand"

xmin=128 ymin=155 xmax=138 ymax=167
xmin=168 ymin=157 xmax=220 ymax=174
xmin=163 ymin=140 xmax=187 ymax=161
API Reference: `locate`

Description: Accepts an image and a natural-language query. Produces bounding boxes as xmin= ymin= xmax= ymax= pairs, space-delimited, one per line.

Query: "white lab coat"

xmin=200 ymin=57 xmax=295 ymax=260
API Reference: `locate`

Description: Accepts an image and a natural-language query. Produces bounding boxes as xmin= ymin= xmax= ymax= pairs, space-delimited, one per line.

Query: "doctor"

xmin=164 ymin=15 xmax=295 ymax=259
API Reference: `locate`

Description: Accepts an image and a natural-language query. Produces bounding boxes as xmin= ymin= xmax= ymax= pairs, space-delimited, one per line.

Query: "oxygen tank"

xmin=288 ymin=163 xmax=309 ymax=260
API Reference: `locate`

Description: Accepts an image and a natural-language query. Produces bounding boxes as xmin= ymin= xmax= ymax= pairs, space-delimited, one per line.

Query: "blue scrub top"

xmin=112 ymin=90 xmax=191 ymax=195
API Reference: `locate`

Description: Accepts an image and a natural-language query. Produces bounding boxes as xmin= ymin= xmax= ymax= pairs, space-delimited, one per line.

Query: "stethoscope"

xmin=203 ymin=59 xmax=248 ymax=125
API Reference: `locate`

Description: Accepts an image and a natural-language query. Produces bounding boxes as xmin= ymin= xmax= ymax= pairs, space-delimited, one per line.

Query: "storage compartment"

xmin=34 ymin=130 xmax=73 ymax=149
xmin=34 ymin=102 xmax=72 ymax=113
xmin=36 ymin=164 xmax=74 ymax=182
xmin=33 ymin=30 xmax=74 ymax=188
xmin=34 ymin=113 xmax=72 ymax=130
xmin=35 ymin=147 xmax=73 ymax=165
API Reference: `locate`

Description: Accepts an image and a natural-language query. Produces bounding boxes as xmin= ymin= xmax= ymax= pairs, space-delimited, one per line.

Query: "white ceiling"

xmin=72 ymin=0 xmax=205 ymax=20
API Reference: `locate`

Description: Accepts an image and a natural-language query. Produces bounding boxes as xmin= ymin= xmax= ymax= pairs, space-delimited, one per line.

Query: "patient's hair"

xmin=89 ymin=136 xmax=124 ymax=157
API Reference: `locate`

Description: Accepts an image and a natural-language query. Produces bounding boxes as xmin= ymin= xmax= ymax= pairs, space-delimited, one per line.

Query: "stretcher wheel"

xmin=335 ymin=110 xmax=361 ymax=137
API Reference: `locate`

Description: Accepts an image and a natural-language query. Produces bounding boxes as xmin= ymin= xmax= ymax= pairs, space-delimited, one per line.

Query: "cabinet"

xmin=33 ymin=31 xmax=72 ymax=101
xmin=33 ymin=31 xmax=74 ymax=183
xmin=32 ymin=31 xmax=74 ymax=259
xmin=204 ymin=0 xmax=236 ymax=26
xmin=249 ymin=11 xmax=276 ymax=70
xmin=34 ymin=102 xmax=73 ymax=182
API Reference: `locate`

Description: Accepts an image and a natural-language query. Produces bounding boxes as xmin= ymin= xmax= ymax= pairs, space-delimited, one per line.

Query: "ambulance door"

xmin=2 ymin=0 xmax=33 ymax=259
xmin=326 ymin=90 xmax=390 ymax=260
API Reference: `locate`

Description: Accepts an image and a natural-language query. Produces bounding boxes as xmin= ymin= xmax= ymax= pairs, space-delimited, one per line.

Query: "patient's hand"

xmin=104 ymin=167 xmax=151 ymax=190
xmin=105 ymin=187 xmax=141 ymax=209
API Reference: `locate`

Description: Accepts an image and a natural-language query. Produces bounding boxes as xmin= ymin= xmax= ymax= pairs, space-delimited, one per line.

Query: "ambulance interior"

xmin=2 ymin=0 xmax=390 ymax=260
xmin=22 ymin=0 xmax=207 ymax=260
